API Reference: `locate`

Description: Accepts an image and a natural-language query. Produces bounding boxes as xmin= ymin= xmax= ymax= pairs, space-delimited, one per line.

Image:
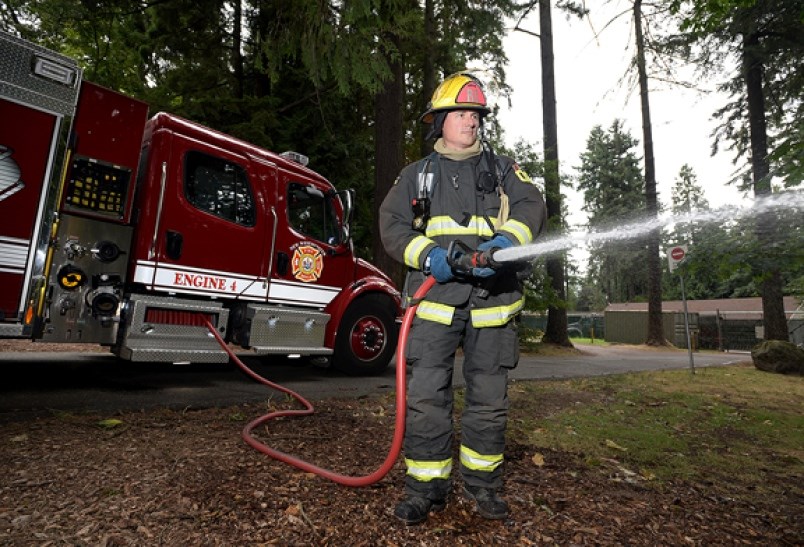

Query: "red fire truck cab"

xmin=0 ymin=31 xmax=400 ymax=375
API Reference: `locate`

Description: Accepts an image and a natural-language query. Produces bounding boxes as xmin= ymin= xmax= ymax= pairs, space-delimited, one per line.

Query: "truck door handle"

xmin=166 ymin=230 xmax=183 ymax=260
xmin=276 ymin=252 xmax=289 ymax=276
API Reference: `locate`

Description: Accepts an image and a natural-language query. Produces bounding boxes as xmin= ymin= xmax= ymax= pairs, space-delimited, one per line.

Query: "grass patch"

xmin=568 ymin=337 xmax=608 ymax=345
xmin=518 ymin=328 xmax=609 ymax=353
xmin=507 ymin=364 xmax=804 ymax=495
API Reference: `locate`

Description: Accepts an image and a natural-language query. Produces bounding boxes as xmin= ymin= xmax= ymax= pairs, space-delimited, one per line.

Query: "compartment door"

xmin=0 ymin=99 xmax=59 ymax=321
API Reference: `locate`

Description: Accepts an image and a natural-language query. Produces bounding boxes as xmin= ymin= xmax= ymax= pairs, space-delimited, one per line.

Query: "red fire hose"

xmin=204 ymin=276 xmax=436 ymax=487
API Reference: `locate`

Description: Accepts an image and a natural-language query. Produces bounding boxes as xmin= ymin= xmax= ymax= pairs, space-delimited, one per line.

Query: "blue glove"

xmin=472 ymin=235 xmax=512 ymax=277
xmin=477 ymin=234 xmax=513 ymax=252
xmin=472 ymin=267 xmax=495 ymax=278
xmin=426 ymin=247 xmax=454 ymax=283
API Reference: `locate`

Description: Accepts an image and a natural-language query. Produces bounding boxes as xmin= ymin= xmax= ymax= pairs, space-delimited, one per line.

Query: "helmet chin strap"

xmin=478 ymin=136 xmax=510 ymax=227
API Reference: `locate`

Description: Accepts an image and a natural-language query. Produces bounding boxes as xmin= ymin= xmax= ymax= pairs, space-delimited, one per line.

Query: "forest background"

xmin=2 ymin=0 xmax=801 ymax=342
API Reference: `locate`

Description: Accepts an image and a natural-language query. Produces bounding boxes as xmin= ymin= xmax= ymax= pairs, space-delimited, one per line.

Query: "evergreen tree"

xmin=665 ymin=164 xmax=727 ymax=300
xmin=670 ymin=164 xmax=709 ymax=246
xmin=578 ymin=121 xmax=648 ymax=303
xmin=671 ymin=164 xmax=709 ymax=213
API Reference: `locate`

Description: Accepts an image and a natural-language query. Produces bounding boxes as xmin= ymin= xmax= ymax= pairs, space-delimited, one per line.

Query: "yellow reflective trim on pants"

xmin=405 ymin=458 xmax=453 ymax=481
xmin=415 ymin=300 xmax=455 ymax=325
xmin=470 ymin=297 xmax=525 ymax=327
xmin=403 ymin=235 xmax=435 ymax=269
xmin=425 ymin=215 xmax=495 ymax=238
xmin=498 ymin=218 xmax=533 ymax=245
xmin=460 ymin=445 xmax=503 ymax=472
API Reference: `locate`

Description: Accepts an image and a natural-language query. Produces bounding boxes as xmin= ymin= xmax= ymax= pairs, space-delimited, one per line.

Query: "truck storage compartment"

xmin=0 ymin=30 xmax=81 ymax=331
xmin=115 ymin=294 xmax=230 ymax=362
xmin=247 ymin=304 xmax=331 ymax=356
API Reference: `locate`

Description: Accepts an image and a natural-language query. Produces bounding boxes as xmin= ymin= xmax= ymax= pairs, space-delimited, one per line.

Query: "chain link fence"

xmin=524 ymin=309 xmax=803 ymax=351
xmin=699 ymin=311 xmax=804 ymax=351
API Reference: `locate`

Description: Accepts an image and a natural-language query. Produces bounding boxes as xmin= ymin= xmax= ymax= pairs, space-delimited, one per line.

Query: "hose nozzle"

xmin=446 ymin=240 xmax=503 ymax=275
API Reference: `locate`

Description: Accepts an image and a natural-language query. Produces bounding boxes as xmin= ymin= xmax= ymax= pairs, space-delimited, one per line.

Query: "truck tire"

xmin=333 ymin=294 xmax=398 ymax=376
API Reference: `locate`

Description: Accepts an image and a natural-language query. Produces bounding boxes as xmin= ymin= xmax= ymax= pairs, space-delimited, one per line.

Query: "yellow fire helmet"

xmin=420 ymin=72 xmax=491 ymax=123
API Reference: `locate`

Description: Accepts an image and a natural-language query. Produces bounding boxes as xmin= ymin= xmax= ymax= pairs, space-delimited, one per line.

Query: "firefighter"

xmin=379 ymin=72 xmax=547 ymax=525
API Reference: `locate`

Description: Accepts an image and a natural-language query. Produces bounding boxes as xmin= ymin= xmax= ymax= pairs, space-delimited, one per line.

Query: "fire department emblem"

xmin=291 ymin=243 xmax=324 ymax=282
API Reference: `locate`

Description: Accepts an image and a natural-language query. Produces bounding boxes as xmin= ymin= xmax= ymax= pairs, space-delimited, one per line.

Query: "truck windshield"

xmin=287 ymin=183 xmax=341 ymax=245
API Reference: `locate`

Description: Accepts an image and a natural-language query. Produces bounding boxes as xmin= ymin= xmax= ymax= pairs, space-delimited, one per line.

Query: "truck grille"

xmin=145 ymin=308 xmax=214 ymax=327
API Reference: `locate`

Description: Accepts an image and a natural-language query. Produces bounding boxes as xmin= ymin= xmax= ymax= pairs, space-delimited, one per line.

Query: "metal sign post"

xmin=668 ymin=245 xmax=695 ymax=374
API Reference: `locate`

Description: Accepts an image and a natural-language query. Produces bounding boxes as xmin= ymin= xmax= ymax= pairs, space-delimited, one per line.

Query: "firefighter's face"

xmin=442 ymin=110 xmax=480 ymax=150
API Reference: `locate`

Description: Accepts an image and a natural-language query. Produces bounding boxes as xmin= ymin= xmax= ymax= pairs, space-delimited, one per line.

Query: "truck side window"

xmin=287 ymin=183 xmax=340 ymax=245
xmin=184 ymin=151 xmax=255 ymax=226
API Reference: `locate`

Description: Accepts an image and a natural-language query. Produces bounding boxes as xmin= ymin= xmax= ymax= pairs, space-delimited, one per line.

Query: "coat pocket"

xmin=499 ymin=320 xmax=520 ymax=369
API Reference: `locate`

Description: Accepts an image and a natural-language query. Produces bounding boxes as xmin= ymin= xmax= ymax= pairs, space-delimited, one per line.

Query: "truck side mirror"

xmin=336 ymin=189 xmax=355 ymax=242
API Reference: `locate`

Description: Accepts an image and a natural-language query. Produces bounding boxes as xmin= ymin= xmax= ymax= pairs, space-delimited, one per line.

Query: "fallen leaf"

xmin=605 ymin=439 xmax=628 ymax=451
xmin=531 ymin=452 xmax=545 ymax=467
xmin=97 ymin=419 xmax=123 ymax=429
xmin=617 ymin=465 xmax=637 ymax=477
xmin=640 ymin=469 xmax=657 ymax=480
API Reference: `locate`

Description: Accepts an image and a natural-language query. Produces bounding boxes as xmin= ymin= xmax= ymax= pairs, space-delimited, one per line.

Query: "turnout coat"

xmin=380 ymin=148 xmax=547 ymax=327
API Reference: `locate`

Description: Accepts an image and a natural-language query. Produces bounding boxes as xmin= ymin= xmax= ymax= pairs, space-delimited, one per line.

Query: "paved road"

xmin=0 ymin=344 xmax=748 ymax=421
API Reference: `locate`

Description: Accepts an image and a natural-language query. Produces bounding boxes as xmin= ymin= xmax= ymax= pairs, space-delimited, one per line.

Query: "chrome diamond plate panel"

xmin=247 ymin=304 xmax=330 ymax=352
xmin=0 ymin=31 xmax=81 ymax=116
xmin=116 ymin=294 xmax=230 ymax=363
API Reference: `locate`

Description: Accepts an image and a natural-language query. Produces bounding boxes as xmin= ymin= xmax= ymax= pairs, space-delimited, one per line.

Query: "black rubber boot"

xmin=393 ymin=496 xmax=446 ymax=525
xmin=463 ymin=486 xmax=509 ymax=520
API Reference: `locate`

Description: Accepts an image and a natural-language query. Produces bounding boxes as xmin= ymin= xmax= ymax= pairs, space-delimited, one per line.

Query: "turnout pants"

xmin=403 ymin=305 xmax=519 ymax=500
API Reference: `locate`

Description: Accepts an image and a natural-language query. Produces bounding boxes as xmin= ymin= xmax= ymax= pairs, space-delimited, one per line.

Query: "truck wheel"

xmin=333 ymin=294 xmax=397 ymax=376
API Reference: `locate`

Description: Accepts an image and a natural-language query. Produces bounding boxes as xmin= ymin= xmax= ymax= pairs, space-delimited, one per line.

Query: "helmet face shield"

xmin=421 ymin=73 xmax=491 ymax=123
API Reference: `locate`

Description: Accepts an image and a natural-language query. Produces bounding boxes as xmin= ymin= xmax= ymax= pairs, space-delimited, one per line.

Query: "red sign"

xmin=667 ymin=245 xmax=688 ymax=272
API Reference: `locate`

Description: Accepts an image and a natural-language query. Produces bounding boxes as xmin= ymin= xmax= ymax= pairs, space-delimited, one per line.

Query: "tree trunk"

xmin=420 ymin=0 xmax=437 ymax=157
xmin=253 ymin=3 xmax=271 ymax=98
xmin=633 ymin=0 xmax=665 ymax=345
xmin=539 ymin=0 xmax=570 ymax=346
xmin=231 ymin=0 xmax=243 ymax=99
xmin=372 ymin=34 xmax=406 ymax=290
xmin=744 ymin=33 xmax=789 ymax=341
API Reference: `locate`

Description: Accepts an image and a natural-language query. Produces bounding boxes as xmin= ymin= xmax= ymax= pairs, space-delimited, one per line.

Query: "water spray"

xmin=494 ymin=190 xmax=804 ymax=265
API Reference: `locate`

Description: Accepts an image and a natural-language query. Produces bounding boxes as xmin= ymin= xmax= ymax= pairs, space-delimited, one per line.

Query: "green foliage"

xmin=574 ymin=281 xmax=608 ymax=312
xmin=0 ymin=0 xmax=535 ymax=267
xmin=1 ymin=0 xmax=152 ymax=96
xmin=669 ymin=0 xmax=804 ymax=190
xmin=664 ymin=167 xmax=802 ymax=300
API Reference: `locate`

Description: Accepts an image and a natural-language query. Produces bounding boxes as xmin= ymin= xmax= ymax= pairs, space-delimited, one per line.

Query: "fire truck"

xmin=0 ymin=31 xmax=401 ymax=375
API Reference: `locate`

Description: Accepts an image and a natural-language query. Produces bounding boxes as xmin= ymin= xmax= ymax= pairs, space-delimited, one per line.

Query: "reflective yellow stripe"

xmin=405 ymin=458 xmax=453 ymax=481
xmin=403 ymin=235 xmax=435 ymax=269
xmin=470 ymin=296 xmax=525 ymax=327
xmin=425 ymin=215 xmax=495 ymax=238
xmin=415 ymin=301 xmax=455 ymax=325
xmin=498 ymin=219 xmax=533 ymax=245
xmin=460 ymin=445 xmax=503 ymax=472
